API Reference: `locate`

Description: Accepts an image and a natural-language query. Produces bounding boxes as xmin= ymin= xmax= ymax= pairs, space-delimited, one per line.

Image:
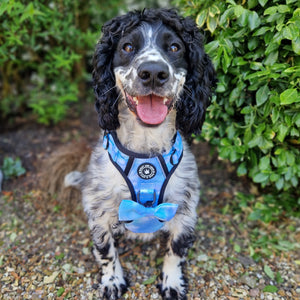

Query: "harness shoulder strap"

xmin=103 ymin=131 xmax=183 ymax=207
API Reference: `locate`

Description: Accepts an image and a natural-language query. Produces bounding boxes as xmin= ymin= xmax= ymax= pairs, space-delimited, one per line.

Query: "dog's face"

xmin=93 ymin=9 xmax=216 ymax=135
xmin=113 ymin=22 xmax=188 ymax=126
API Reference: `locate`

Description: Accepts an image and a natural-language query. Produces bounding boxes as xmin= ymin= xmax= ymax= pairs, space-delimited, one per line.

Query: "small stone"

xmin=197 ymin=254 xmax=209 ymax=262
xmin=239 ymin=275 xmax=257 ymax=288
xmin=43 ymin=271 xmax=59 ymax=284
xmin=249 ymin=288 xmax=260 ymax=297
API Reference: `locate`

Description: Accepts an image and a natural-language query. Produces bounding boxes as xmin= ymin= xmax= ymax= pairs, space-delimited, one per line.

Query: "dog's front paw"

xmin=158 ymin=285 xmax=187 ymax=300
xmin=158 ymin=279 xmax=188 ymax=300
xmin=98 ymin=275 xmax=128 ymax=300
xmin=158 ymin=268 xmax=188 ymax=300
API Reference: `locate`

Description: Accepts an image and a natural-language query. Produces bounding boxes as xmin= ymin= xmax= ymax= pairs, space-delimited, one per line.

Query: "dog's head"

xmin=93 ymin=8 xmax=216 ymax=136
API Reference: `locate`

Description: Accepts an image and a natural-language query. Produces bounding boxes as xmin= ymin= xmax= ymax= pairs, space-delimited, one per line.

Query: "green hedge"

xmin=0 ymin=0 xmax=122 ymax=124
xmin=175 ymin=0 xmax=300 ymax=203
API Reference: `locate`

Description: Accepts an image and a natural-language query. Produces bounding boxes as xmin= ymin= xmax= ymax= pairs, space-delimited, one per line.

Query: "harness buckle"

xmin=137 ymin=189 xmax=156 ymax=207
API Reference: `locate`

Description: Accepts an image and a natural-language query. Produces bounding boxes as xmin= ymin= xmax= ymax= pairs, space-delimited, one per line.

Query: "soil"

xmin=0 ymin=107 xmax=299 ymax=300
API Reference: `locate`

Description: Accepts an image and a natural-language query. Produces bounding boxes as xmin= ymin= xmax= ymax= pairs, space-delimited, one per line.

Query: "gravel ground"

xmin=1 ymin=187 xmax=299 ymax=300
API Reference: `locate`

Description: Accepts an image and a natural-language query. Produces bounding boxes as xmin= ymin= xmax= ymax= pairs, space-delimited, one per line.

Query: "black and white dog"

xmin=67 ymin=8 xmax=216 ymax=300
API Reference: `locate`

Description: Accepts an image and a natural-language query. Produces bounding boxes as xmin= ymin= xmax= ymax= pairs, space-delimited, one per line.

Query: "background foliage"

xmin=173 ymin=0 xmax=300 ymax=212
xmin=0 ymin=0 xmax=124 ymax=124
xmin=0 ymin=0 xmax=169 ymax=125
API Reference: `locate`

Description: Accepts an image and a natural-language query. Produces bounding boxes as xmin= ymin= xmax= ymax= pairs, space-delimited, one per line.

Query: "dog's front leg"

xmin=91 ymin=224 xmax=127 ymax=300
xmin=159 ymin=230 xmax=195 ymax=300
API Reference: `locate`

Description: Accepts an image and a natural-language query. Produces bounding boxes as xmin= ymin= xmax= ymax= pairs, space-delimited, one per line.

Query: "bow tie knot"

xmin=118 ymin=199 xmax=178 ymax=233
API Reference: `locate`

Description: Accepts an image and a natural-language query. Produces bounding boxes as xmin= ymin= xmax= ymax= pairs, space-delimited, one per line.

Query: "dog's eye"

xmin=170 ymin=44 xmax=180 ymax=53
xmin=123 ymin=43 xmax=134 ymax=53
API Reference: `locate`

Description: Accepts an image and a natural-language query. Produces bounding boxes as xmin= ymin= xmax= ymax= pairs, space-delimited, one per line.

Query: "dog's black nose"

xmin=138 ymin=62 xmax=169 ymax=87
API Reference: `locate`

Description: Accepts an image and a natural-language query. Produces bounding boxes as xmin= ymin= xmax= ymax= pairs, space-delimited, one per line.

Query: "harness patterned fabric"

xmin=103 ymin=131 xmax=183 ymax=233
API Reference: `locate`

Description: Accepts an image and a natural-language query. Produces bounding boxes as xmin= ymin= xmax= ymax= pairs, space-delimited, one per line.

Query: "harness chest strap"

xmin=103 ymin=131 xmax=183 ymax=233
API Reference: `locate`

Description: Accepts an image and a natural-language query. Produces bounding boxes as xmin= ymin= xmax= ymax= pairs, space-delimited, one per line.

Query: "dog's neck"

xmin=116 ymin=102 xmax=177 ymax=155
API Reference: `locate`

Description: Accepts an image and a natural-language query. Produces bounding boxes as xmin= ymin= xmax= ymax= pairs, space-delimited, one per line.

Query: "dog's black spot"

xmin=95 ymin=242 xmax=110 ymax=258
xmin=171 ymin=233 xmax=195 ymax=258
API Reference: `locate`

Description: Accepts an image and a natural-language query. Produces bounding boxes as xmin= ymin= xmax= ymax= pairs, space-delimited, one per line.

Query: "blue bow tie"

xmin=118 ymin=200 xmax=178 ymax=233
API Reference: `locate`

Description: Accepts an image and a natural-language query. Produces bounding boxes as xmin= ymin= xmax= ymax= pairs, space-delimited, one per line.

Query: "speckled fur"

xmin=75 ymin=8 xmax=216 ymax=300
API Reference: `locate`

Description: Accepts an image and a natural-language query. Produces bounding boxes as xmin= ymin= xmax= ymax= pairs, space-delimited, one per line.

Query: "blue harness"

xmin=103 ymin=131 xmax=183 ymax=233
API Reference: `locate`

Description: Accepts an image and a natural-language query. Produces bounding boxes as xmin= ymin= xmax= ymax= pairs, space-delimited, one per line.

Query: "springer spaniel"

xmin=66 ymin=8 xmax=216 ymax=300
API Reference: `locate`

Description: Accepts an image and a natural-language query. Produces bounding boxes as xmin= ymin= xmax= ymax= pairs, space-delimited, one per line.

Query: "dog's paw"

xmin=98 ymin=275 xmax=128 ymax=300
xmin=158 ymin=284 xmax=187 ymax=300
xmin=158 ymin=271 xmax=188 ymax=300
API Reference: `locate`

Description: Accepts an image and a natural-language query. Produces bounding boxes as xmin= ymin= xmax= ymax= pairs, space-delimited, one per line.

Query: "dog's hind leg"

xmin=91 ymin=223 xmax=128 ymax=300
xmin=158 ymin=228 xmax=195 ymax=300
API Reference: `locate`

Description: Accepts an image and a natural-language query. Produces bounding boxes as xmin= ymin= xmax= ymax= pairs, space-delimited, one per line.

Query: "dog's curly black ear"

xmin=93 ymin=31 xmax=119 ymax=130
xmin=175 ymin=17 xmax=217 ymax=137
xmin=92 ymin=12 xmax=140 ymax=130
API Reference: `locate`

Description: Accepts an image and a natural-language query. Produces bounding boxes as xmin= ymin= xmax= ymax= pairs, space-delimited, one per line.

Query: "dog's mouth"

xmin=125 ymin=93 xmax=173 ymax=125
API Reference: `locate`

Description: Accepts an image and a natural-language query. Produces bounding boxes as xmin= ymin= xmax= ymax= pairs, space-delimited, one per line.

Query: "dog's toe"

xmin=158 ymin=284 xmax=187 ymax=300
xmin=98 ymin=276 xmax=128 ymax=300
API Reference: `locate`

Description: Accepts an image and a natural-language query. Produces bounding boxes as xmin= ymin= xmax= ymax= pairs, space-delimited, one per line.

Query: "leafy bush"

xmin=0 ymin=0 xmax=123 ymax=124
xmin=174 ymin=0 xmax=300 ymax=204
xmin=1 ymin=157 xmax=26 ymax=179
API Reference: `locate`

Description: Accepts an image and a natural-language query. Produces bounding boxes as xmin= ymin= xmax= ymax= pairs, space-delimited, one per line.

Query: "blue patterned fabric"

xmin=103 ymin=131 xmax=183 ymax=233
xmin=119 ymin=199 xmax=178 ymax=233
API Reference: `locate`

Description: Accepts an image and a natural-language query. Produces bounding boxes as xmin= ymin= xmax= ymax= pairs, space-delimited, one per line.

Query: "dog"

xmin=66 ymin=8 xmax=216 ymax=300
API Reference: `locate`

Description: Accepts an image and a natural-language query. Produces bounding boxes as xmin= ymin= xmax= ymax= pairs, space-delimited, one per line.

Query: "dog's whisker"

xmin=100 ymin=85 xmax=117 ymax=97
xmin=112 ymin=91 xmax=122 ymax=107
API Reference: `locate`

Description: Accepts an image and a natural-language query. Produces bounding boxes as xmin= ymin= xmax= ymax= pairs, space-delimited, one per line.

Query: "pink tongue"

xmin=136 ymin=95 xmax=168 ymax=125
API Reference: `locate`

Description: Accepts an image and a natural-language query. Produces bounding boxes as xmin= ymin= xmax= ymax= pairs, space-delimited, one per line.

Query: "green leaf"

xmin=248 ymin=11 xmax=261 ymax=30
xmin=237 ymin=162 xmax=247 ymax=176
xmin=276 ymin=177 xmax=284 ymax=190
xmin=256 ymin=84 xmax=270 ymax=106
xmin=253 ymin=173 xmax=269 ymax=183
xmin=263 ymin=285 xmax=278 ymax=293
xmin=234 ymin=5 xmax=245 ymax=18
xmin=265 ymin=42 xmax=279 ymax=55
xmin=222 ymin=48 xmax=231 ymax=73
xmin=207 ymin=15 xmax=217 ymax=33
xmin=292 ymin=37 xmax=300 ymax=55
xmin=57 ymin=287 xmax=65 ymax=297
xmin=275 ymin=271 xmax=284 ymax=284
xmin=277 ymin=124 xmax=289 ymax=142
xmin=277 ymin=5 xmax=291 ymax=13
xmin=229 ymin=87 xmax=241 ymax=103
xmin=259 ymin=156 xmax=270 ymax=170
xmin=253 ymin=26 xmax=270 ymax=36
xmin=248 ymin=135 xmax=262 ymax=148
xmin=20 ymin=2 xmax=44 ymax=22
xmin=241 ymin=106 xmax=253 ymax=114
xmin=264 ymin=51 xmax=278 ymax=66
xmin=264 ymin=264 xmax=275 ymax=280
xmin=258 ymin=0 xmax=268 ymax=7
xmin=248 ymin=210 xmax=262 ymax=221
xmin=271 ymin=108 xmax=280 ymax=124
xmin=264 ymin=6 xmax=277 ymax=15
xmin=208 ymin=5 xmax=221 ymax=17
xmin=280 ymin=89 xmax=298 ymax=105
xmin=234 ymin=243 xmax=241 ymax=253
xmin=204 ymin=41 xmax=219 ymax=55
xmin=196 ymin=10 xmax=207 ymax=27
xmin=2 ymin=157 xmax=26 ymax=179
xmin=142 ymin=275 xmax=157 ymax=285
xmin=219 ymin=7 xmax=234 ymax=26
